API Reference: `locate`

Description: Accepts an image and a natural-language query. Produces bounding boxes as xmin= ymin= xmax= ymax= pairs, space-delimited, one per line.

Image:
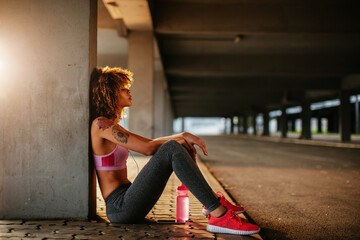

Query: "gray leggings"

xmin=105 ymin=140 xmax=221 ymax=223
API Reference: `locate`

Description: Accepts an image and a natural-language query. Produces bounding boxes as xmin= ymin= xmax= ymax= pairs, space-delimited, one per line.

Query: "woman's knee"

xmin=159 ymin=140 xmax=183 ymax=152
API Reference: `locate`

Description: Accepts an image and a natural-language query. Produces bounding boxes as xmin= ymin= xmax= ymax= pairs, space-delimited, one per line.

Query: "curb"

xmin=229 ymin=134 xmax=360 ymax=149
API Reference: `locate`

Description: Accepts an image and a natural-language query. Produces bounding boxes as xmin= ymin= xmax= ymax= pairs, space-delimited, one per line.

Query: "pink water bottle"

xmin=176 ymin=183 xmax=189 ymax=222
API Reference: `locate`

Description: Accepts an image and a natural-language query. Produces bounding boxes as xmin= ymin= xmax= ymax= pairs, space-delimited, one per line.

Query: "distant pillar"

xmin=318 ymin=117 xmax=323 ymax=133
xmin=289 ymin=118 xmax=295 ymax=132
xmin=263 ymin=110 xmax=270 ymax=136
xmin=340 ymin=90 xmax=351 ymax=142
xmin=230 ymin=117 xmax=235 ymax=134
xmin=181 ymin=117 xmax=185 ymax=132
xmin=301 ymin=101 xmax=311 ymax=139
xmin=356 ymin=95 xmax=360 ymax=134
xmin=281 ymin=106 xmax=287 ymax=138
xmin=243 ymin=115 xmax=248 ymax=134
xmin=237 ymin=116 xmax=242 ymax=133
xmin=253 ymin=113 xmax=257 ymax=135
xmin=128 ymin=31 xmax=154 ymax=138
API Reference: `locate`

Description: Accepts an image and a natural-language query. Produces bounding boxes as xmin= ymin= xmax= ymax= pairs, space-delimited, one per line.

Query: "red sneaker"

xmin=202 ymin=192 xmax=244 ymax=217
xmin=207 ymin=210 xmax=260 ymax=235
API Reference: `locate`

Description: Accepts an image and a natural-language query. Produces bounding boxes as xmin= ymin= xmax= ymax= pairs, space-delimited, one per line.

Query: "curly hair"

xmin=90 ymin=66 xmax=133 ymax=120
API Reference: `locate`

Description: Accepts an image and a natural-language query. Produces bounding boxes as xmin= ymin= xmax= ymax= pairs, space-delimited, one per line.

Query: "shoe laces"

xmin=228 ymin=210 xmax=244 ymax=225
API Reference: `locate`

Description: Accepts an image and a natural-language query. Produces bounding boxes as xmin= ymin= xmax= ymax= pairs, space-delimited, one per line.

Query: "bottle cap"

xmin=177 ymin=183 xmax=188 ymax=191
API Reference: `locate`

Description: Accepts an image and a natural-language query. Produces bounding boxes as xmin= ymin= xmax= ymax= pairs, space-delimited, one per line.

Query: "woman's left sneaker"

xmin=207 ymin=210 xmax=260 ymax=235
xmin=203 ymin=191 xmax=244 ymax=217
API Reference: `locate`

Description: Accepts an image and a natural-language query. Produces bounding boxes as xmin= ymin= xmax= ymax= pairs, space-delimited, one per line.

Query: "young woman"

xmin=90 ymin=66 xmax=260 ymax=235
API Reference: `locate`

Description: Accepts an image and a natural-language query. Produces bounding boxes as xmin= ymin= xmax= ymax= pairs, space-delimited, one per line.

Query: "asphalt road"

xmin=198 ymin=135 xmax=360 ymax=240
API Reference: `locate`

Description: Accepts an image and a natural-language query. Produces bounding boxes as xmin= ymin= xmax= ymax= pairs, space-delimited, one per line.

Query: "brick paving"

xmin=0 ymin=155 xmax=262 ymax=240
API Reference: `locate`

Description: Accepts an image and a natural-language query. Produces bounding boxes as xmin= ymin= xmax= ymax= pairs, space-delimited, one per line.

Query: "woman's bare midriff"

xmin=97 ymin=168 xmax=131 ymax=200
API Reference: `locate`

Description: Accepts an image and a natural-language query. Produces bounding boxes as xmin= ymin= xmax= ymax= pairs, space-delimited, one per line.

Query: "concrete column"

xmin=291 ymin=119 xmax=296 ymax=132
xmin=0 ymin=0 xmax=97 ymax=219
xmin=318 ymin=117 xmax=323 ymax=133
xmin=263 ymin=111 xmax=270 ymax=136
xmin=128 ymin=31 xmax=154 ymax=138
xmin=236 ymin=116 xmax=242 ymax=133
xmin=181 ymin=117 xmax=185 ymax=132
xmin=227 ymin=117 xmax=231 ymax=134
xmin=281 ymin=106 xmax=287 ymax=138
xmin=230 ymin=117 xmax=235 ymax=134
xmin=243 ymin=116 xmax=248 ymax=134
xmin=355 ymin=95 xmax=359 ymax=134
xmin=340 ymin=90 xmax=351 ymax=142
xmin=301 ymin=101 xmax=311 ymax=139
xmin=252 ymin=114 xmax=257 ymax=135
xmin=164 ymin=91 xmax=174 ymax=135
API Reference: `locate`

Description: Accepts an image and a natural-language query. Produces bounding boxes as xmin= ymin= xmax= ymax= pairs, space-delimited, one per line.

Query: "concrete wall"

xmin=0 ymin=0 xmax=97 ymax=219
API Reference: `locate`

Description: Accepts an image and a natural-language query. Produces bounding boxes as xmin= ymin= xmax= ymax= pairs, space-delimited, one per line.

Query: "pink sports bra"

xmin=93 ymin=145 xmax=128 ymax=171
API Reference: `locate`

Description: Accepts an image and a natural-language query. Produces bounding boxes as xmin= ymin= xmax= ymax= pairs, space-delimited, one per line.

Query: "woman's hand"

xmin=180 ymin=132 xmax=208 ymax=159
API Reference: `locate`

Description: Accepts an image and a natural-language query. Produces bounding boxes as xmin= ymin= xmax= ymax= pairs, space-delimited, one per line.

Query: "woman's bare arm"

xmin=92 ymin=117 xmax=207 ymax=156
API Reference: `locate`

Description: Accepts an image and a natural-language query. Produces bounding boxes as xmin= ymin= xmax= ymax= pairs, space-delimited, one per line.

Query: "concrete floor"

xmin=198 ymin=135 xmax=360 ymax=240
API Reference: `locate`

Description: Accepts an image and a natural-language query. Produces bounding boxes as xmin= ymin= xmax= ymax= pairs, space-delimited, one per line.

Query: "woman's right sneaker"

xmin=207 ymin=210 xmax=260 ymax=235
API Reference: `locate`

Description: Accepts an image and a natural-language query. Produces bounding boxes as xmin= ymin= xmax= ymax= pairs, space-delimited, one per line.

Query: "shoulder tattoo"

xmin=112 ymin=125 xmax=130 ymax=144
xmin=96 ymin=117 xmax=113 ymax=130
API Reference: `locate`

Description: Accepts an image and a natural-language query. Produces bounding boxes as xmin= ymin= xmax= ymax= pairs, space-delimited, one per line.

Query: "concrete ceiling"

xmin=99 ymin=0 xmax=360 ymax=118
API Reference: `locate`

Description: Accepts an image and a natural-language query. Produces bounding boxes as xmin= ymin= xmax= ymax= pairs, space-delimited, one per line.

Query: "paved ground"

xmin=0 ymin=155 xmax=262 ymax=240
xmin=198 ymin=135 xmax=360 ymax=240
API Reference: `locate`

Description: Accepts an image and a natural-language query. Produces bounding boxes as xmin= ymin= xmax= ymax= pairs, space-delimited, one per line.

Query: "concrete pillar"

xmin=164 ymin=92 xmax=174 ymax=135
xmin=291 ymin=119 xmax=296 ymax=132
xmin=252 ymin=114 xmax=257 ymax=135
xmin=340 ymin=90 xmax=351 ymax=142
xmin=227 ymin=117 xmax=232 ymax=134
xmin=281 ymin=106 xmax=287 ymax=138
xmin=243 ymin=116 xmax=248 ymax=134
xmin=230 ymin=117 xmax=235 ymax=134
xmin=355 ymin=95 xmax=359 ymax=134
xmin=128 ymin=31 xmax=154 ymax=138
xmin=0 ymin=0 xmax=97 ymax=219
xmin=181 ymin=117 xmax=185 ymax=132
xmin=301 ymin=101 xmax=311 ymax=139
xmin=233 ymin=116 xmax=239 ymax=134
xmin=263 ymin=111 xmax=270 ymax=136
xmin=236 ymin=116 xmax=242 ymax=133
xmin=318 ymin=117 xmax=323 ymax=133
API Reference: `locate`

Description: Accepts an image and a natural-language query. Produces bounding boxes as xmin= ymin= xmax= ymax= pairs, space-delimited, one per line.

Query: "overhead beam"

xmin=102 ymin=0 xmax=152 ymax=32
xmin=167 ymin=77 xmax=341 ymax=91
xmin=164 ymin=55 xmax=360 ymax=77
xmin=154 ymin=1 xmax=359 ymax=34
xmin=158 ymin=33 xmax=360 ymax=56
